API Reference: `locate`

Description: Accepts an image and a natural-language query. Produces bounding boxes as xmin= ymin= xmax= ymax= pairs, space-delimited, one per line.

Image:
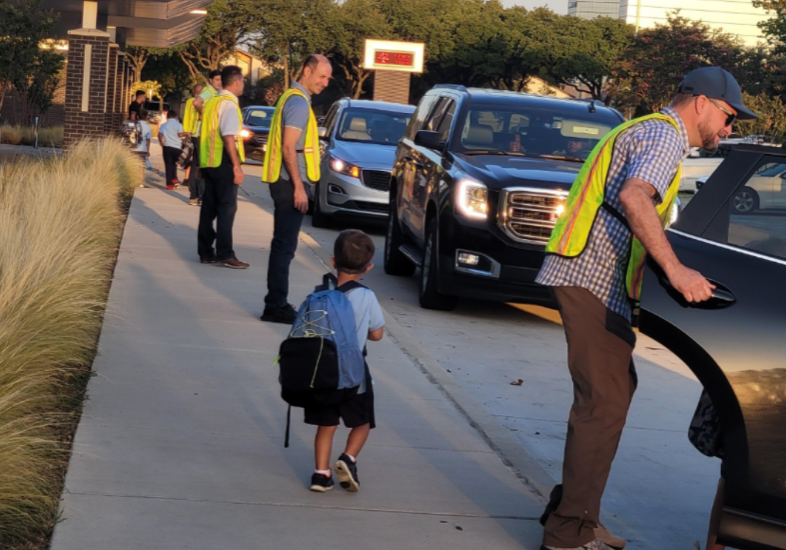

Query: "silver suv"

xmin=310 ymin=99 xmax=415 ymax=227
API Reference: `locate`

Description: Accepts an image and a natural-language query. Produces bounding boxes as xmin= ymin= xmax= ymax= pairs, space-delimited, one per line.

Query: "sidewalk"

xmin=50 ymin=164 xmax=546 ymax=548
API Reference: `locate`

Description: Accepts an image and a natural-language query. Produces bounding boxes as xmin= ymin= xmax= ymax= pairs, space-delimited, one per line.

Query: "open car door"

xmin=639 ymin=145 xmax=786 ymax=550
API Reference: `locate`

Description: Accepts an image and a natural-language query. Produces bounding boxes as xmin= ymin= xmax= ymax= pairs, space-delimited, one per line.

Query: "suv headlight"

xmin=330 ymin=156 xmax=360 ymax=178
xmin=456 ymin=179 xmax=488 ymax=220
xmin=240 ymin=129 xmax=252 ymax=138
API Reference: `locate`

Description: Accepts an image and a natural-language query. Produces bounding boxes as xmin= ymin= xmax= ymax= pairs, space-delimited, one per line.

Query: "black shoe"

xmin=334 ymin=453 xmax=359 ymax=493
xmin=200 ymin=257 xmax=217 ymax=264
xmin=309 ymin=473 xmax=334 ymax=493
xmin=260 ymin=304 xmax=297 ymax=325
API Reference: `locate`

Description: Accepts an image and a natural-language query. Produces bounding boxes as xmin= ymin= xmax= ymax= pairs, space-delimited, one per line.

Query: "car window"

xmin=425 ymin=97 xmax=452 ymax=133
xmin=434 ymin=101 xmax=456 ymax=142
xmin=458 ymin=106 xmax=615 ymax=160
xmin=726 ymin=159 xmax=786 ymax=261
xmin=335 ymin=107 xmax=413 ymax=145
xmin=405 ymin=94 xmax=439 ymax=140
xmin=323 ymin=104 xmax=340 ymax=135
xmin=245 ymin=109 xmax=273 ymax=127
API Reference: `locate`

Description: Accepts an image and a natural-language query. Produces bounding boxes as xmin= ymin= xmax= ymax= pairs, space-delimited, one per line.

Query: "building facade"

xmin=568 ymin=0 xmax=623 ymax=19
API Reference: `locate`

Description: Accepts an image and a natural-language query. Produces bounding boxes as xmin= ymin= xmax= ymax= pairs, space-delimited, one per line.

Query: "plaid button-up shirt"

xmin=536 ymin=107 xmax=691 ymax=321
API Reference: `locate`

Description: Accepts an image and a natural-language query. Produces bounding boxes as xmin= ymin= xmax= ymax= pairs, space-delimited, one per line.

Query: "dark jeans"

xmin=543 ymin=286 xmax=638 ymax=548
xmin=197 ymin=154 xmax=238 ymax=261
xmin=187 ymin=136 xmax=204 ymax=200
xmin=162 ymin=146 xmax=181 ymax=186
xmin=264 ymin=178 xmax=305 ymax=308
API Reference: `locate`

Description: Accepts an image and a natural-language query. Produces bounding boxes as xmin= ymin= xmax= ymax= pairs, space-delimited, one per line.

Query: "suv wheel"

xmin=384 ymin=200 xmax=416 ymax=276
xmin=732 ymin=187 xmax=759 ymax=215
xmin=419 ymin=219 xmax=458 ymax=311
xmin=311 ymin=182 xmax=331 ymax=228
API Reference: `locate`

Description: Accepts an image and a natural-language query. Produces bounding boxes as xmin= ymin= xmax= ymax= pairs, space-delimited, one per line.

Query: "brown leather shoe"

xmin=216 ymin=257 xmax=249 ymax=269
xmin=595 ymin=524 xmax=625 ymax=549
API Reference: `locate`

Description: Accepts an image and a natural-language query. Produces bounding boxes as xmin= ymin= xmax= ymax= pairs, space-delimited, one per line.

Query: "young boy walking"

xmin=307 ymin=230 xmax=384 ymax=493
xmin=159 ymin=110 xmax=185 ymax=190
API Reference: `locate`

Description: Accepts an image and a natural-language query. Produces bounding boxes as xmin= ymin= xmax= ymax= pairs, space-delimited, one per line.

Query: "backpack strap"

xmin=337 ymin=280 xmax=368 ymax=294
xmin=285 ymin=404 xmax=291 ymax=448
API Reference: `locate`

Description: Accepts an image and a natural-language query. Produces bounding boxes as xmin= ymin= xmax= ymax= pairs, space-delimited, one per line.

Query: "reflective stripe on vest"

xmin=199 ymin=95 xmax=245 ymax=168
xmin=545 ymin=113 xmax=682 ymax=303
xmin=261 ymin=88 xmax=321 ymax=183
xmin=183 ymin=98 xmax=198 ymax=134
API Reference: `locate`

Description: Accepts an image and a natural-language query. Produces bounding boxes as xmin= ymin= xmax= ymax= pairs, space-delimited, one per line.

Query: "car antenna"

xmin=588 ymin=99 xmax=596 ymax=113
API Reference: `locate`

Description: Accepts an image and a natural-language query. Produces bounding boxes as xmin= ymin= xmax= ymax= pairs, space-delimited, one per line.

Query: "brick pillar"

xmin=373 ymin=70 xmax=411 ymax=104
xmin=114 ymin=51 xmax=126 ymax=131
xmin=103 ymin=43 xmax=118 ymax=134
xmin=63 ymin=28 xmax=111 ymax=149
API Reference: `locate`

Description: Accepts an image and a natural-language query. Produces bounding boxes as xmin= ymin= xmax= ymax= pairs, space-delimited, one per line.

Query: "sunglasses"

xmin=703 ymin=96 xmax=737 ymax=126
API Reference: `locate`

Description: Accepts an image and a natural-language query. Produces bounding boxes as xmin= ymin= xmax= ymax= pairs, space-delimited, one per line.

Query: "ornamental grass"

xmin=0 ymin=138 xmax=137 ymax=547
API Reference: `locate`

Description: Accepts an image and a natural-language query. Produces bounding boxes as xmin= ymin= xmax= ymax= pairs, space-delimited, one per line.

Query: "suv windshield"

xmin=457 ymin=107 xmax=616 ymax=162
xmin=336 ymin=107 xmax=412 ymax=145
xmin=246 ymin=108 xmax=273 ymax=127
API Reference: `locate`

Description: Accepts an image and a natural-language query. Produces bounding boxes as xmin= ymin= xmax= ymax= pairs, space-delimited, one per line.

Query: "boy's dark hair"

xmin=135 ymin=90 xmax=146 ymax=98
xmin=209 ymin=69 xmax=222 ymax=80
xmin=334 ymin=230 xmax=375 ymax=274
xmin=138 ymin=108 xmax=148 ymax=121
xmin=167 ymin=110 xmax=178 ymax=119
xmin=222 ymin=65 xmax=244 ymax=88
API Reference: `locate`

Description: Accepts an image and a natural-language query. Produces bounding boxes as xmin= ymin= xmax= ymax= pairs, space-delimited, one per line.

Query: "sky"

xmin=500 ymin=0 xmax=568 ymax=14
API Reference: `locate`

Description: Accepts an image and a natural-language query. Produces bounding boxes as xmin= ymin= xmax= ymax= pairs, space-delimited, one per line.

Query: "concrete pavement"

xmin=50 ymin=157 xmax=548 ymax=549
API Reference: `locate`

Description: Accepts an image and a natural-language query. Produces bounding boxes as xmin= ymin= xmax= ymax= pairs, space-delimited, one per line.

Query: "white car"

xmin=697 ymin=162 xmax=786 ymax=214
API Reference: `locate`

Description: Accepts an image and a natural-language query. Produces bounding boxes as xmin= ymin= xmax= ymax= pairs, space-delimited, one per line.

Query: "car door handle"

xmin=707 ymin=279 xmax=736 ymax=305
xmin=657 ymin=274 xmax=736 ymax=309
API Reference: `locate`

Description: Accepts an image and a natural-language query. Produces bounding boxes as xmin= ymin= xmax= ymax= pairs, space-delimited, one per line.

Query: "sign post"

xmin=363 ymin=39 xmax=425 ymax=104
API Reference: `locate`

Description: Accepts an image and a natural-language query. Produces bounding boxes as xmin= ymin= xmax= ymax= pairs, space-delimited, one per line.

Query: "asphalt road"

xmin=233 ymin=162 xmax=720 ymax=550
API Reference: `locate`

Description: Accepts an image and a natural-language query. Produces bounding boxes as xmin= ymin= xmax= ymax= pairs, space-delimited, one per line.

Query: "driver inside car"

xmin=554 ymin=137 xmax=591 ymax=159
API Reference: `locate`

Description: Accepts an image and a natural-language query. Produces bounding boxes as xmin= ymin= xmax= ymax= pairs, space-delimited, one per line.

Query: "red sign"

xmin=374 ymin=50 xmax=415 ymax=68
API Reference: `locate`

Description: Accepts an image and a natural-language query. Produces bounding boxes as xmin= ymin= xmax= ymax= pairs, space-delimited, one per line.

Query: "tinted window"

xmin=245 ymin=108 xmax=273 ymax=127
xmin=726 ymin=158 xmax=786 ymax=261
xmin=323 ymin=104 xmax=340 ymax=135
xmin=335 ymin=107 xmax=413 ymax=145
xmin=405 ymin=94 xmax=439 ymax=140
xmin=457 ymin=106 xmax=616 ymax=162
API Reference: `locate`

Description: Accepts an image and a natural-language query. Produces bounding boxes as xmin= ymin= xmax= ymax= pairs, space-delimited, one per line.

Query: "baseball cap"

xmin=677 ymin=66 xmax=758 ymax=120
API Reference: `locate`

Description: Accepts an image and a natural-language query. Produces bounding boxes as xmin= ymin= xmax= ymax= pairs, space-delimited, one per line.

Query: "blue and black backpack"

xmin=278 ymin=274 xmax=366 ymax=446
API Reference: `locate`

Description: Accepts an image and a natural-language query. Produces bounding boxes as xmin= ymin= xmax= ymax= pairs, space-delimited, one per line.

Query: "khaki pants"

xmin=543 ymin=287 xmax=638 ymax=548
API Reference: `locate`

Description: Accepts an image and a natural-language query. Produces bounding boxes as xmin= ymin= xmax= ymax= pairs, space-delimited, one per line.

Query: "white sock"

xmin=315 ymin=468 xmax=331 ymax=476
xmin=344 ymin=453 xmax=356 ymax=463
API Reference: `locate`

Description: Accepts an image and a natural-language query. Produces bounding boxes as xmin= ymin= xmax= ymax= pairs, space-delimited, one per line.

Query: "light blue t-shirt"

xmin=345 ymin=287 xmax=384 ymax=393
xmin=159 ymin=119 xmax=184 ymax=149
xmin=133 ymin=121 xmax=152 ymax=153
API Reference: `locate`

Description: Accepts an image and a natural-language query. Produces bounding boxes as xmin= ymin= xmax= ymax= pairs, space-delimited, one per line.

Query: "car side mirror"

xmin=414 ymin=130 xmax=443 ymax=150
xmin=318 ymin=127 xmax=327 ymax=139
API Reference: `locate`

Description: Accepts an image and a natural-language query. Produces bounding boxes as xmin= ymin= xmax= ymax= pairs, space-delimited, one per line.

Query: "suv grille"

xmin=498 ymin=187 xmax=569 ymax=245
xmin=361 ymin=170 xmax=391 ymax=192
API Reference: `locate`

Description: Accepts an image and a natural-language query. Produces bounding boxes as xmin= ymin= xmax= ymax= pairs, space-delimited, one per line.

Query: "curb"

xmin=297 ymin=229 xmax=556 ymax=502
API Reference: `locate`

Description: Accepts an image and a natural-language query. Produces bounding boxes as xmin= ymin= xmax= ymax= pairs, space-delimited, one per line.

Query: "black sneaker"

xmin=260 ymin=304 xmax=298 ymax=325
xmin=309 ymin=473 xmax=334 ymax=493
xmin=334 ymin=453 xmax=359 ymax=492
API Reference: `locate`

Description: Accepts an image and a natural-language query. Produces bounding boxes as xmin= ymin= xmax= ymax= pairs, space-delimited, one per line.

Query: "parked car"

xmin=639 ymin=143 xmax=786 ymax=550
xmin=384 ymin=84 xmax=624 ymax=310
xmin=310 ymin=99 xmax=415 ymax=227
xmin=144 ymin=100 xmax=170 ymax=125
xmin=240 ymin=106 xmax=275 ymax=163
xmin=697 ymin=160 xmax=786 ymax=214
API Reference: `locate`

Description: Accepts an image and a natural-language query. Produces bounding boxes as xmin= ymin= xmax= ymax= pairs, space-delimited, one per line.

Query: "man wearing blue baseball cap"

xmin=536 ymin=67 xmax=756 ymax=550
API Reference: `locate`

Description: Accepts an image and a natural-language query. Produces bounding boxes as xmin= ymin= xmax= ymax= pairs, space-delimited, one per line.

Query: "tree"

xmin=329 ymin=0 xmax=392 ymax=99
xmin=736 ymin=91 xmax=786 ymax=143
xmin=608 ymin=12 xmax=742 ymax=116
xmin=755 ymin=0 xmax=786 ymax=55
xmin=527 ymin=15 xmax=632 ymax=101
xmin=177 ymin=0 xmax=261 ymax=83
xmin=126 ymin=46 xmax=150 ymax=84
xmin=0 ymin=0 xmax=60 ymax=113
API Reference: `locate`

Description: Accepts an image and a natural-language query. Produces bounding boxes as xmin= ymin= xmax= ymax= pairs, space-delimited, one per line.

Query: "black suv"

xmin=384 ymin=85 xmax=624 ymax=310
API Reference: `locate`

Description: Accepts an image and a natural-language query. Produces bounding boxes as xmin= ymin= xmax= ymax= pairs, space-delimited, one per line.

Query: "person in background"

xmin=184 ymin=84 xmax=204 ymax=206
xmin=132 ymin=109 xmax=153 ymax=188
xmin=159 ymin=110 xmax=186 ymax=191
xmin=128 ymin=90 xmax=145 ymax=118
xmin=197 ymin=65 xmax=248 ymax=269
xmin=191 ymin=71 xmax=222 ymax=205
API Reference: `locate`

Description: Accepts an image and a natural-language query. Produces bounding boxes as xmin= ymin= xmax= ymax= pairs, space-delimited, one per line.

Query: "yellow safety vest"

xmin=199 ymin=94 xmax=245 ymax=168
xmin=183 ymin=97 xmax=198 ymax=134
xmin=194 ymin=84 xmax=218 ymax=137
xmin=545 ymin=113 xmax=682 ymax=303
xmin=262 ymin=87 xmax=320 ymax=183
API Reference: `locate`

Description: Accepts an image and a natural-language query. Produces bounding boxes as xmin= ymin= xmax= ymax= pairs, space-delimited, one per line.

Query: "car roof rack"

xmin=588 ymin=99 xmax=597 ymax=113
xmin=434 ymin=84 xmax=468 ymax=92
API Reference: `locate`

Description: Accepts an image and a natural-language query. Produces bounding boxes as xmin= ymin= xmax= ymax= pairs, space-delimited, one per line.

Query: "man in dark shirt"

xmin=128 ymin=90 xmax=146 ymax=118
